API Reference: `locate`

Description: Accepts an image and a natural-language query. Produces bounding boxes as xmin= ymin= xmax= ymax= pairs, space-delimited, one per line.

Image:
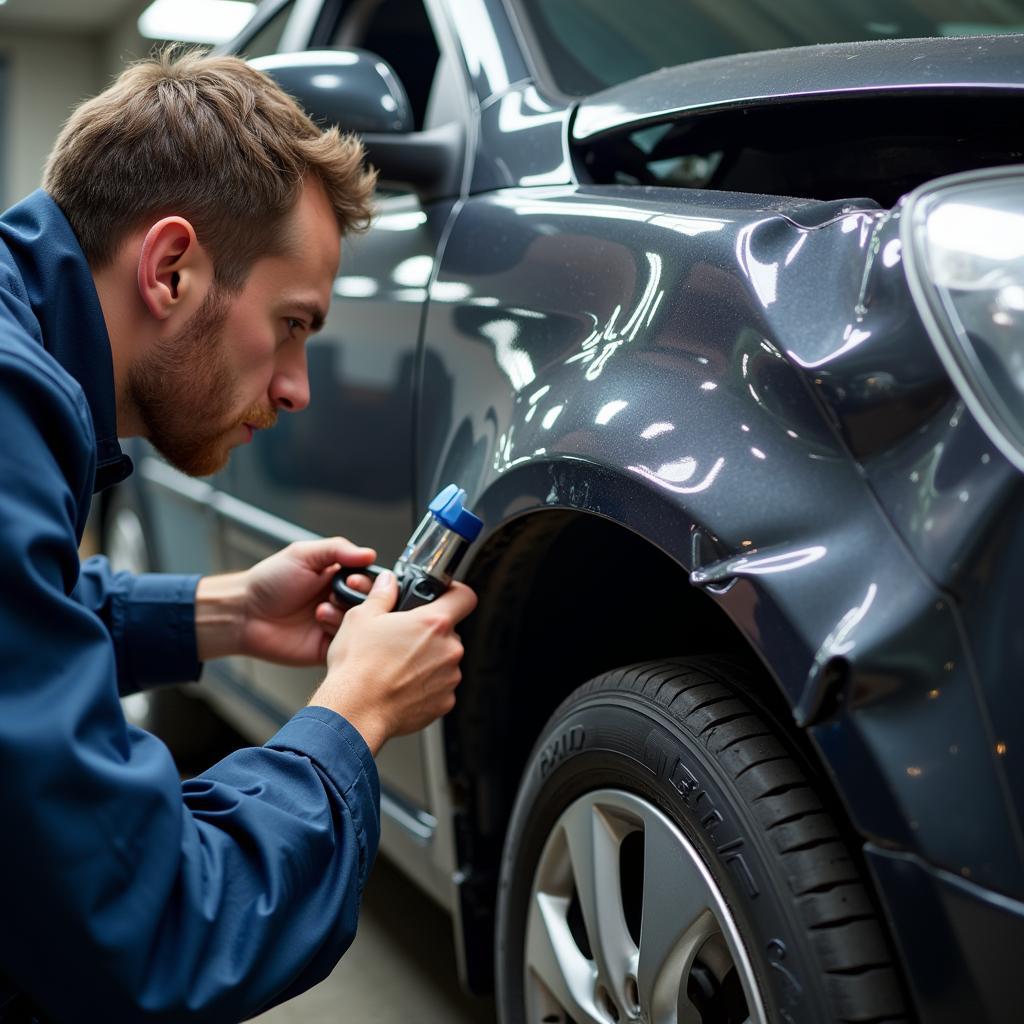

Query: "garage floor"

xmin=254 ymin=855 xmax=496 ymax=1023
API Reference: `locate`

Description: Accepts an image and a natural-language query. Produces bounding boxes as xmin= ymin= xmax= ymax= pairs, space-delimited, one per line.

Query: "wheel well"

xmin=448 ymin=509 xmax=798 ymax=990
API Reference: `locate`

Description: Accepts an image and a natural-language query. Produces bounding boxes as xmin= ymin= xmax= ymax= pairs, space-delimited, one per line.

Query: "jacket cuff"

xmin=265 ymin=707 xmax=382 ymax=884
xmin=116 ymin=572 xmax=202 ymax=687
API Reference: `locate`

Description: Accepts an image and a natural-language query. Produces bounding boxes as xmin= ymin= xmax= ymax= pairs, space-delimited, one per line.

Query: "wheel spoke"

xmin=561 ymin=798 xmax=637 ymax=1009
xmin=525 ymin=891 xmax=602 ymax=1024
xmin=636 ymin=814 xmax=718 ymax=1023
xmin=523 ymin=789 xmax=767 ymax=1024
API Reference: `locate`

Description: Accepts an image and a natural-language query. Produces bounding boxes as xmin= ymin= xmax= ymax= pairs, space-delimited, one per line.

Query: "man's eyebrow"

xmin=288 ymin=301 xmax=326 ymax=333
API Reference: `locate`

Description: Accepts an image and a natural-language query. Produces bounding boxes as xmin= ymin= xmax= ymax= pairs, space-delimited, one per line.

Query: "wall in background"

xmin=102 ymin=2 xmax=154 ymax=82
xmin=0 ymin=29 xmax=101 ymax=205
xmin=0 ymin=0 xmax=154 ymax=208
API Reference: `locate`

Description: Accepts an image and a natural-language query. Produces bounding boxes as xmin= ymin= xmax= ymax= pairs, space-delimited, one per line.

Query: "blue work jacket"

xmin=0 ymin=192 xmax=381 ymax=1022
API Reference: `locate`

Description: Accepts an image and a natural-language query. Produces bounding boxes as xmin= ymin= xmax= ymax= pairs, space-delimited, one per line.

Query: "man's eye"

xmin=287 ymin=318 xmax=304 ymax=333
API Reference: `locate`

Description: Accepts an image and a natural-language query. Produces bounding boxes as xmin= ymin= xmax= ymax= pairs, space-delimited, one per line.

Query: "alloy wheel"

xmin=524 ymin=788 xmax=767 ymax=1024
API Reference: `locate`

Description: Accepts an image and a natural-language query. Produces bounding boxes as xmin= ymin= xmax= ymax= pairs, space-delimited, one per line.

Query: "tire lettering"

xmin=669 ymin=758 xmax=700 ymax=801
xmin=539 ymin=726 xmax=585 ymax=778
xmin=724 ymin=848 xmax=759 ymax=899
xmin=669 ymin=759 xmax=759 ymax=899
xmin=701 ymin=809 xmax=724 ymax=838
xmin=668 ymin=759 xmax=714 ymax=814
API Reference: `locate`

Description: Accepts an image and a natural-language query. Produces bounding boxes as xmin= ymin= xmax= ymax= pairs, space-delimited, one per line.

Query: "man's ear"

xmin=136 ymin=217 xmax=211 ymax=321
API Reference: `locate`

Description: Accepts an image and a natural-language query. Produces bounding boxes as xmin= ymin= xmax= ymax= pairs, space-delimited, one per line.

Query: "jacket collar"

xmin=0 ymin=190 xmax=131 ymax=491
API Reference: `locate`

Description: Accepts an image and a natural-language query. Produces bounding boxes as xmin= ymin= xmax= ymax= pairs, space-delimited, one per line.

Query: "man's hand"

xmin=308 ymin=571 xmax=478 ymax=754
xmin=195 ymin=538 xmax=376 ymax=665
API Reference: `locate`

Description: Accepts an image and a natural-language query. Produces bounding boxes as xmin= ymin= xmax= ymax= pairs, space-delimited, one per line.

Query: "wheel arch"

xmin=446 ymin=450 xmax=1024 ymax=990
xmin=445 ymin=458 xmax=853 ymax=991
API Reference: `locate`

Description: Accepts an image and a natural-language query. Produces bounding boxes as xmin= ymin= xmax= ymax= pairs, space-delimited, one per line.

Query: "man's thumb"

xmin=364 ymin=569 xmax=398 ymax=612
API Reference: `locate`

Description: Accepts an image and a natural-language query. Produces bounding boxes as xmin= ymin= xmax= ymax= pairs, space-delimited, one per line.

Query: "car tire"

xmin=103 ymin=487 xmax=241 ymax=774
xmin=494 ymin=657 xmax=908 ymax=1024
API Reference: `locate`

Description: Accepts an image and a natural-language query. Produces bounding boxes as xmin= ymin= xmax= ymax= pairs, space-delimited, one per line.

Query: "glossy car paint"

xmin=122 ymin=2 xmax=1024 ymax=1018
xmin=422 ymin=179 xmax=1023 ymax=887
xmin=572 ymin=34 xmax=1024 ymax=142
xmin=250 ymin=49 xmax=416 ymax=134
xmin=422 ymin=8 xmax=1024 ymax=1015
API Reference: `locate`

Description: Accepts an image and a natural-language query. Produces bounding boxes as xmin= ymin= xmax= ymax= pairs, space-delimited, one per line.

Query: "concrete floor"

xmin=254 ymin=855 xmax=496 ymax=1024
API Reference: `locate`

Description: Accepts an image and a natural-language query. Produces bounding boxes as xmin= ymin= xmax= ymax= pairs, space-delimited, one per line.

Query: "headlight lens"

xmin=902 ymin=167 xmax=1024 ymax=473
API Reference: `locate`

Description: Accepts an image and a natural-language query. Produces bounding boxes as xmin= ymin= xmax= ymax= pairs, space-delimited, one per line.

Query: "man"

xmin=0 ymin=50 xmax=476 ymax=1022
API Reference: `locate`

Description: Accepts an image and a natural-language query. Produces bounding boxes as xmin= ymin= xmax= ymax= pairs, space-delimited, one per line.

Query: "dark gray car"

xmin=105 ymin=1 xmax=1024 ymax=1021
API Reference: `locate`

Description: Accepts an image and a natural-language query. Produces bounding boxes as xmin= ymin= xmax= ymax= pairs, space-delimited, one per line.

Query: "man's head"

xmin=44 ymin=49 xmax=376 ymax=476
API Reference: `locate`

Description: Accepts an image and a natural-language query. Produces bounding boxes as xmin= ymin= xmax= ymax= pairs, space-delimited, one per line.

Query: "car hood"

xmin=572 ymin=33 xmax=1024 ymax=142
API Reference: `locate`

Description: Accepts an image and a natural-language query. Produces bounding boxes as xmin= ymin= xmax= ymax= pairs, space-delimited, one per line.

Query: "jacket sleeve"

xmin=74 ymin=556 xmax=203 ymax=696
xmin=0 ymin=355 xmax=382 ymax=1022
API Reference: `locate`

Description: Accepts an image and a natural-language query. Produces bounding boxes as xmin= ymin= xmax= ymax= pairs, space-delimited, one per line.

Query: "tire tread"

xmin=582 ymin=657 xmax=909 ymax=1023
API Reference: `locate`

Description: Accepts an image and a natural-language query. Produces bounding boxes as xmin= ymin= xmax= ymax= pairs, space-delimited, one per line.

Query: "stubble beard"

xmin=128 ymin=288 xmax=273 ymax=478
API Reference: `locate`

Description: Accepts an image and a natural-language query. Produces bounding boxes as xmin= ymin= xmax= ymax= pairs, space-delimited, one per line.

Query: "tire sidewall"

xmin=495 ymin=689 xmax=828 ymax=1024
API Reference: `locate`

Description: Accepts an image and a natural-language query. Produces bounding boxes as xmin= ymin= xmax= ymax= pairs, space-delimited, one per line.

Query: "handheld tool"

xmin=331 ymin=484 xmax=483 ymax=611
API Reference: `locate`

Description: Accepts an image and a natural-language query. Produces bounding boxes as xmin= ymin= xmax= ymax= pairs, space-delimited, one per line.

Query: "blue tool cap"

xmin=429 ymin=484 xmax=483 ymax=542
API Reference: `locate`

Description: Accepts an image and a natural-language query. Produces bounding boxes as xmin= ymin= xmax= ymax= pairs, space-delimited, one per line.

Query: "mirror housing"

xmin=250 ymin=49 xmax=413 ymax=134
xmin=251 ymin=49 xmax=464 ymax=201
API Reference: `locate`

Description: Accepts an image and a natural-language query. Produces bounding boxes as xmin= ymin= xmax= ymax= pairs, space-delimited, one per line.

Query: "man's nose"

xmin=270 ymin=347 xmax=310 ymax=413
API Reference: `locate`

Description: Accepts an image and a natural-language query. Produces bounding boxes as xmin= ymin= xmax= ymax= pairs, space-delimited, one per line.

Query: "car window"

xmin=236 ymin=0 xmax=297 ymax=59
xmin=330 ymin=0 xmax=440 ymax=131
xmin=512 ymin=0 xmax=1024 ymax=97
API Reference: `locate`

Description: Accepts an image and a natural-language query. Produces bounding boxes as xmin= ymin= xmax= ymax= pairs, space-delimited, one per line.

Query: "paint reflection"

xmin=822 ymin=583 xmax=878 ymax=657
xmin=496 ymin=87 xmax=563 ymax=133
xmin=334 ymin=276 xmax=378 ymax=298
xmin=787 ymin=322 xmax=872 ymax=369
xmin=541 ymin=405 xmax=564 ymax=429
xmin=508 ymin=201 xmax=729 ymax=235
xmin=392 ymin=255 xmax=432 ymax=287
xmin=691 ymin=544 xmax=828 ymax=585
xmin=480 ymin=318 xmax=536 ymax=391
xmin=459 ymin=0 xmax=510 ymax=93
xmin=641 ymin=422 xmax=674 ymax=439
xmin=736 ymin=223 xmax=779 ymax=307
xmin=595 ymin=400 xmax=628 ymax=425
xmin=628 ymin=456 xmax=725 ymax=494
xmin=565 ymin=252 xmax=664 ymax=380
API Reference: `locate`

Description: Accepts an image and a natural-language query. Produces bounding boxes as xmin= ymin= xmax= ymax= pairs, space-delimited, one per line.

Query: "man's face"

xmin=128 ymin=181 xmax=341 ymax=477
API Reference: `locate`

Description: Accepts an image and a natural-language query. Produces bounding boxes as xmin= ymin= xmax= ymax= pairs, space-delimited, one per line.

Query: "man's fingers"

xmin=327 ymin=570 xmax=475 ymax=619
xmin=344 ymin=573 xmax=373 ymax=594
xmin=326 ymin=571 xmax=372 ymax=611
xmin=423 ymin=581 xmax=478 ymax=625
xmin=292 ymin=537 xmax=376 ymax=572
xmin=359 ymin=569 xmax=399 ymax=614
xmin=315 ymin=601 xmax=342 ymax=632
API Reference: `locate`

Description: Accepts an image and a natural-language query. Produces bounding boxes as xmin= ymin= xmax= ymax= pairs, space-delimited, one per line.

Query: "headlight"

xmin=902 ymin=166 xmax=1024 ymax=473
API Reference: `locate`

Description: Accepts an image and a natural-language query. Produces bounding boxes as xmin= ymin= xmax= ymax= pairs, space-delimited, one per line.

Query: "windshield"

xmin=511 ymin=0 xmax=1024 ymax=96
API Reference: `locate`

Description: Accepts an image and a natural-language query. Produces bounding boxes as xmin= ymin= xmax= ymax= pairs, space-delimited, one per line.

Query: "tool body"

xmin=332 ymin=485 xmax=483 ymax=611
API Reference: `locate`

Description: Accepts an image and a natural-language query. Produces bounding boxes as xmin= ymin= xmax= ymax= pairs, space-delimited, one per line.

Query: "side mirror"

xmin=250 ymin=49 xmax=414 ymax=134
xmin=251 ymin=49 xmax=463 ymax=201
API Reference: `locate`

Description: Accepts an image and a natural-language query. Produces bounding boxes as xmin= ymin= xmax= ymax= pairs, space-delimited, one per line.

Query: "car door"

xmin=217 ymin=0 xmax=463 ymax=814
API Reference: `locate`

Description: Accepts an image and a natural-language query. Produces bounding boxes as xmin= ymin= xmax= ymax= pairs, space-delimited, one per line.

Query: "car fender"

xmin=419 ymin=184 xmax=1024 ymax=892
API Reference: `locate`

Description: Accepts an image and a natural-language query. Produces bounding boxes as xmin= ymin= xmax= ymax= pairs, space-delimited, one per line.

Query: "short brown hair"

xmin=43 ymin=48 xmax=376 ymax=290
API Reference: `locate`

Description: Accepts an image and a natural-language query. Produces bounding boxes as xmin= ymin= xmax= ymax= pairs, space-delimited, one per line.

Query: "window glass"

xmin=513 ymin=0 xmax=1024 ymax=96
xmin=331 ymin=0 xmax=440 ymax=131
xmin=237 ymin=0 xmax=296 ymax=60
